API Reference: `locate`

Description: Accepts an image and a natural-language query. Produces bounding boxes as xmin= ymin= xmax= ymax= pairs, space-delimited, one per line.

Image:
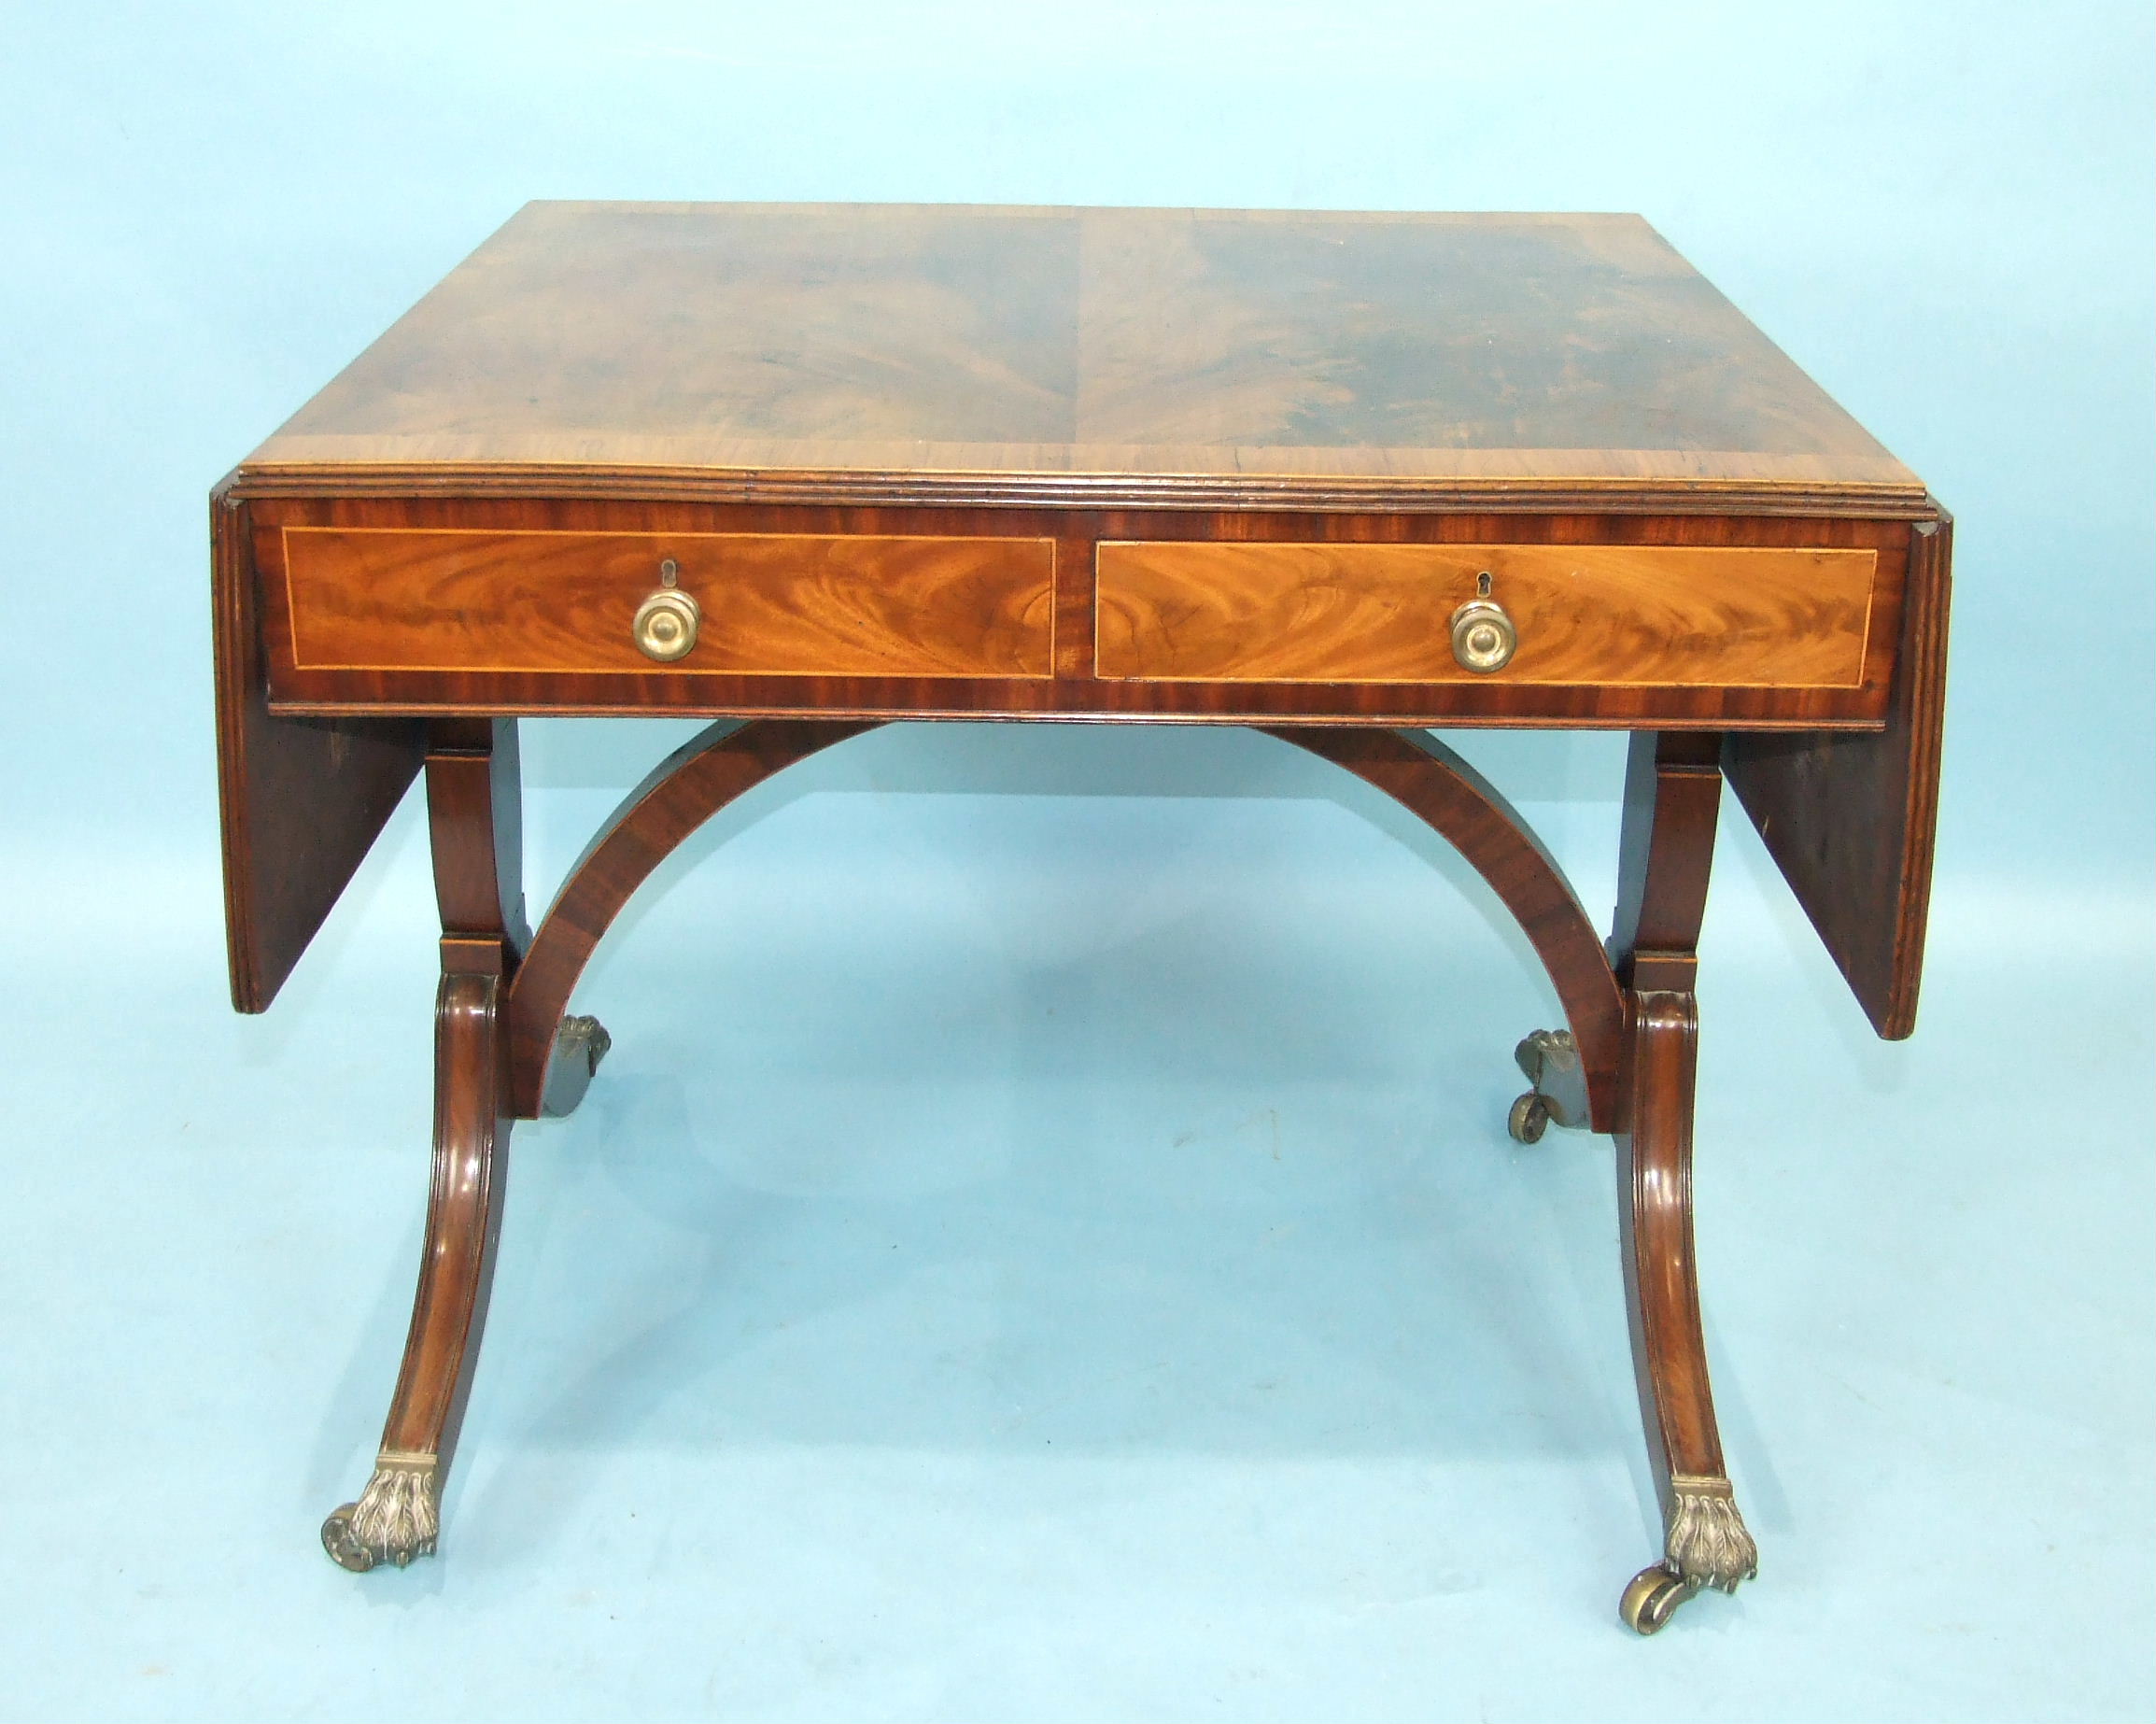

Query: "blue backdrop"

xmin=2 ymin=5 xmax=2149 ymax=1720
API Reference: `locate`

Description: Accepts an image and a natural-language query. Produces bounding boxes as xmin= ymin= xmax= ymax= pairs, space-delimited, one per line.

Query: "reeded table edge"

xmin=228 ymin=461 xmax=1936 ymax=518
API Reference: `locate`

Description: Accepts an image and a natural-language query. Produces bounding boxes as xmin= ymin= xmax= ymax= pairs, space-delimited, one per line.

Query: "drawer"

xmin=1095 ymin=541 xmax=1881 ymax=686
xmin=277 ymin=528 xmax=1058 ymax=679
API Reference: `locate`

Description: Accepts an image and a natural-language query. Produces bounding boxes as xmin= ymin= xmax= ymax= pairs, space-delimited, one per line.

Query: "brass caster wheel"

xmin=1619 ymin=1563 xmax=1698 ymax=1635
xmin=1507 ymin=1091 xmax=1550 ymax=1144
xmin=320 ymin=1505 xmax=378 ymax=1573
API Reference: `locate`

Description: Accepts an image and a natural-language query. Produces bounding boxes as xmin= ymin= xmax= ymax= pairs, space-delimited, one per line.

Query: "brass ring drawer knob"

xmin=633 ymin=560 xmax=700 ymax=661
xmin=1450 ymin=598 xmax=1517 ymax=673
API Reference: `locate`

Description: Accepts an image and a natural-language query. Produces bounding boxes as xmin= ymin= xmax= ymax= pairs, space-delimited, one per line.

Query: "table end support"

xmin=324 ymin=720 xmax=524 ymax=1573
xmin=1610 ymin=733 xmax=1758 ymax=1633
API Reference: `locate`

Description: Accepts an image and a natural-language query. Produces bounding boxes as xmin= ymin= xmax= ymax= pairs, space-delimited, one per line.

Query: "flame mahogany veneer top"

xmin=243 ymin=202 xmax=1923 ymax=512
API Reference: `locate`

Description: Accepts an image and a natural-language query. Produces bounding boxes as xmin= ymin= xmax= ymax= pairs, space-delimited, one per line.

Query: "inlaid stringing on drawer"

xmin=1094 ymin=541 xmax=1880 ymax=686
xmin=278 ymin=528 xmax=1058 ymax=679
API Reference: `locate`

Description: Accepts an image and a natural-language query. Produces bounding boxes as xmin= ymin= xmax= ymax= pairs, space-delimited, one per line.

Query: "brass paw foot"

xmin=1619 ymin=1477 xmax=1758 ymax=1634
xmin=1665 ymin=1474 xmax=1759 ymax=1592
xmin=1508 ymin=1028 xmax=1588 ymax=1141
xmin=541 ymin=1014 xmax=613 ymax=1118
xmin=321 ymin=1451 xmax=440 ymax=1572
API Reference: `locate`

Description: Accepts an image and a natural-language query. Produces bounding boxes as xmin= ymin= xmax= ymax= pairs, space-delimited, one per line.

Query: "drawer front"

xmin=1096 ymin=541 xmax=1880 ymax=686
xmin=280 ymin=528 xmax=1057 ymax=679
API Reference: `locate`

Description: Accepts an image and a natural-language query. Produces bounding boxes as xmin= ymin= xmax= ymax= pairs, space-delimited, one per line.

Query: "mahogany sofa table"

xmin=212 ymin=202 xmax=1950 ymax=1634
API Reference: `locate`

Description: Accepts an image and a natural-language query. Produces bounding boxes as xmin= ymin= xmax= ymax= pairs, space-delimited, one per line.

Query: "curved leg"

xmin=324 ymin=968 xmax=510 ymax=1570
xmin=325 ymin=719 xmax=523 ymax=1571
xmin=504 ymin=718 xmax=879 ymax=1118
xmin=1266 ymin=727 xmax=1627 ymax=1130
xmin=1617 ymin=991 xmax=1758 ymax=1629
xmin=1609 ymin=734 xmax=1756 ymax=1632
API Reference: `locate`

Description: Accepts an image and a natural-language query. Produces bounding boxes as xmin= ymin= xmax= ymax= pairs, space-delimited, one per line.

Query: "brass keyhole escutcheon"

xmin=1450 ymin=595 xmax=1517 ymax=673
xmin=633 ymin=559 xmax=700 ymax=662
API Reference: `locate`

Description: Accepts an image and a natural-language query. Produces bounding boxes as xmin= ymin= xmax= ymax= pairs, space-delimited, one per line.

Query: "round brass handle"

xmin=632 ymin=586 xmax=700 ymax=662
xmin=1449 ymin=598 xmax=1517 ymax=673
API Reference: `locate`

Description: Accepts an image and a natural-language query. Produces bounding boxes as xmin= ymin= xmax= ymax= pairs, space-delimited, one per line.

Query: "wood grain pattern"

xmin=1097 ymin=541 xmax=1877 ymax=686
xmin=1723 ymin=508 xmax=1952 ymax=1038
xmin=245 ymin=494 xmax=1910 ymax=728
xmin=241 ymin=203 xmax=1923 ymax=516
xmin=1269 ymin=728 xmax=1627 ymax=1129
xmin=279 ymin=527 xmax=1056 ymax=679
xmin=213 ymin=487 xmax=426 ymax=1012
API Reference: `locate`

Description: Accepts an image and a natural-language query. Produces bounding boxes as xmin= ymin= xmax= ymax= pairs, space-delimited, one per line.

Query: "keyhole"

xmin=659 ymin=558 xmax=679 ymax=587
xmin=1476 ymin=571 xmax=1493 ymax=598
